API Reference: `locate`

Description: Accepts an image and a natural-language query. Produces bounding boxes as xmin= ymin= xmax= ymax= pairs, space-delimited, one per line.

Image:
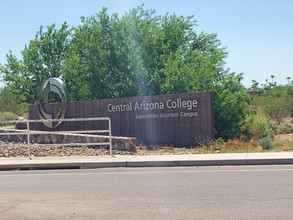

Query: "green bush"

xmin=211 ymin=138 xmax=225 ymax=152
xmin=259 ymin=136 xmax=273 ymax=150
xmin=0 ymin=112 xmax=19 ymax=126
xmin=0 ymin=112 xmax=19 ymax=121
xmin=214 ymin=76 xmax=252 ymax=140
xmin=0 ymin=87 xmax=28 ymax=116
xmin=260 ymin=91 xmax=292 ymax=124
xmin=267 ymin=120 xmax=278 ymax=134
xmin=244 ymin=115 xmax=269 ymax=139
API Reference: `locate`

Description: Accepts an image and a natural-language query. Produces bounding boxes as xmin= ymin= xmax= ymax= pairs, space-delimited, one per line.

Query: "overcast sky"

xmin=1 ymin=0 xmax=292 ymax=88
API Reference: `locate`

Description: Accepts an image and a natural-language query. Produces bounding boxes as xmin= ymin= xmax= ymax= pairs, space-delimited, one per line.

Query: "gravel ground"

xmin=0 ymin=141 xmax=196 ymax=157
xmin=0 ymin=141 xmax=134 ymax=157
xmin=2 ymin=135 xmax=293 ymax=157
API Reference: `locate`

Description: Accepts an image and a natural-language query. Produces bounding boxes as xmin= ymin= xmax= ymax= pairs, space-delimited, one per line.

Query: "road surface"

xmin=0 ymin=165 xmax=293 ymax=219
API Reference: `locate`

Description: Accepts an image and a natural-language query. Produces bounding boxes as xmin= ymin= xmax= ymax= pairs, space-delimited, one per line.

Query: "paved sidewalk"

xmin=1 ymin=152 xmax=293 ymax=170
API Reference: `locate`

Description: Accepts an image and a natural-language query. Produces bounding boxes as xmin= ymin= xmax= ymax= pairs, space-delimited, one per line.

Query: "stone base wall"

xmin=0 ymin=129 xmax=138 ymax=152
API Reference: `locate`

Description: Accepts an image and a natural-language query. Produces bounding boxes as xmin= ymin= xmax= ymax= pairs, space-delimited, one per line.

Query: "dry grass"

xmin=271 ymin=140 xmax=293 ymax=152
xmin=135 ymin=134 xmax=293 ymax=155
xmin=136 ymin=145 xmax=197 ymax=155
xmin=221 ymin=139 xmax=261 ymax=153
xmin=195 ymin=139 xmax=261 ymax=154
xmin=274 ymin=133 xmax=293 ymax=142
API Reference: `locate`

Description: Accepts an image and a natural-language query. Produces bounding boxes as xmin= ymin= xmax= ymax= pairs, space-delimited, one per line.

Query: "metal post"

xmin=0 ymin=117 xmax=112 ymax=158
xmin=109 ymin=118 xmax=112 ymax=156
xmin=27 ymin=120 xmax=31 ymax=159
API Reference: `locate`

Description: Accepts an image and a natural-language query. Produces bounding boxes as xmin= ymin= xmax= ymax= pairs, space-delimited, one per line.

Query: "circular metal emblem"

xmin=37 ymin=78 xmax=69 ymax=128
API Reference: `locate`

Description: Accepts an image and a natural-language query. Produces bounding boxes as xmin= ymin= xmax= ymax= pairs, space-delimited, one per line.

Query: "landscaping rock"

xmin=14 ymin=117 xmax=27 ymax=130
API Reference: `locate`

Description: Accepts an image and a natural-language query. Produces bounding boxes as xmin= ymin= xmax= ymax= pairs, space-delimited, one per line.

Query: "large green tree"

xmin=62 ymin=8 xmax=137 ymax=100
xmin=63 ymin=6 xmax=228 ymax=100
xmin=0 ymin=6 xmax=251 ymax=139
xmin=0 ymin=23 xmax=70 ymax=103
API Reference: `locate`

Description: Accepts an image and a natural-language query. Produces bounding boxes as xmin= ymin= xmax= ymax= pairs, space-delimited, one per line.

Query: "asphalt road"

xmin=0 ymin=165 xmax=293 ymax=220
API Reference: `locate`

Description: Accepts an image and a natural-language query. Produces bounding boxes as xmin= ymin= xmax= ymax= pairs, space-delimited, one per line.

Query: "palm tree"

xmin=287 ymin=76 xmax=291 ymax=85
xmin=271 ymin=75 xmax=275 ymax=84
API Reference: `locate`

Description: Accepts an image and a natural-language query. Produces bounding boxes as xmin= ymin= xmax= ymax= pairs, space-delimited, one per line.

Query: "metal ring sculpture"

xmin=37 ymin=78 xmax=69 ymax=128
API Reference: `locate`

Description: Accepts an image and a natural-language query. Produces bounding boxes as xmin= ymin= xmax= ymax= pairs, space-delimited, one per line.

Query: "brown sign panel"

xmin=29 ymin=91 xmax=214 ymax=146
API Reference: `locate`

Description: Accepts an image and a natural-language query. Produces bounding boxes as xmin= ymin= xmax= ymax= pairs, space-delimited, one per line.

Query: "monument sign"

xmin=29 ymin=79 xmax=214 ymax=146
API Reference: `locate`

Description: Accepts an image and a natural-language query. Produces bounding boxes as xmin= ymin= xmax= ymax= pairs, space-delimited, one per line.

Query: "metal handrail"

xmin=0 ymin=117 xmax=112 ymax=157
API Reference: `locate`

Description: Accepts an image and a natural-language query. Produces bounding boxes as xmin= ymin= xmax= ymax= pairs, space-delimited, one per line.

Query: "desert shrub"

xmin=195 ymin=138 xmax=225 ymax=154
xmin=267 ymin=120 xmax=278 ymax=134
xmin=259 ymin=136 xmax=273 ymax=150
xmin=0 ymin=112 xmax=19 ymax=126
xmin=243 ymin=115 xmax=269 ymax=139
xmin=210 ymin=138 xmax=225 ymax=152
xmin=277 ymin=123 xmax=293 ymax=134
xmin=260 ymin=94 xmax=292 ymax=124
xmin=0 ymin=112 xmax=18 ymax=121
xmin=0 ymin=87 xmax=28 ymax=116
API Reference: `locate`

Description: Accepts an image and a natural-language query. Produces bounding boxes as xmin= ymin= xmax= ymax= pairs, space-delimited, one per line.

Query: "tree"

xmin=62 ymin=6 xmax=205 ymax=100
xmin=213 ymin=73 xmax=252 ymax=139
xmin=250 ymin=80 xmax=259 ymax=91
xmin=0 ymin=6 xmax=252 ymax=140
xmin=287 ymin=76 xmax=291 ymax=85
xmin=270 ymin=75 xmax=275 ymax=85
xmin=62 ymin=8 xmax=141 ymax=100
xmin=0 ymin=23 xmax=71 ymax=103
